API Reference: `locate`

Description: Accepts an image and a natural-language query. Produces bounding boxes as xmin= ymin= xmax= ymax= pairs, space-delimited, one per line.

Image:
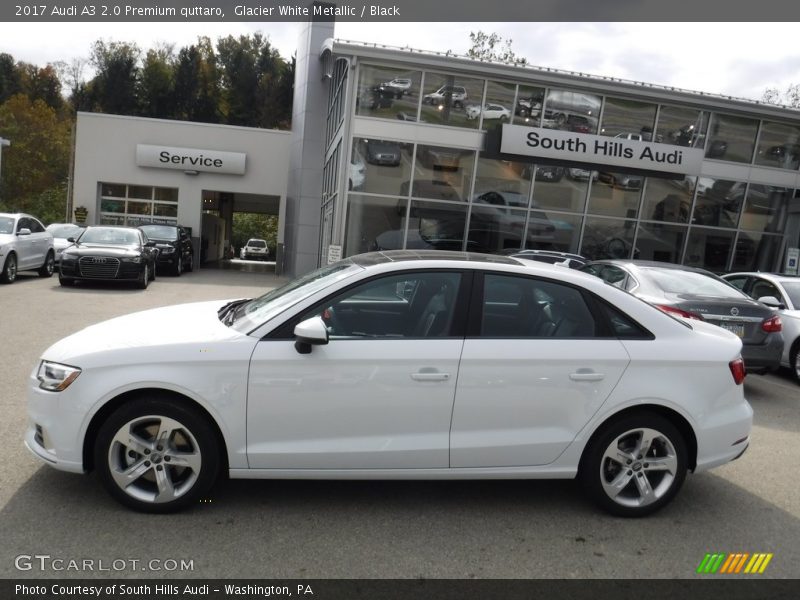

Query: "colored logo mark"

xmin=696 ymin=553 xmax=773 ymax=574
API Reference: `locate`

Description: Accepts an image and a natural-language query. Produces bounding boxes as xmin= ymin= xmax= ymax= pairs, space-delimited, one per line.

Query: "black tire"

xmin=137 ymin=263 xmax=150 ymax=289
xmin=150 ymin=261 xmax=156 ymax=281
xmin=94 ymin=396 xmax=220 ymax=513
xmin=58 ymin=275 xmax=74 ymax=287
xmin=580 ymin=412 xmax=687 ymax=517
xmin=173 ymin=256 xmax=182 ymax=276
xmin=791 ymin=342 xmax=800 ymax=383
xmin=1 ymin=253 xmax=17 ymax=284
xmin=38 ymin=251 xmax=55 ymax=277
xmin=185 ymin=253 xmax=194 ymax=273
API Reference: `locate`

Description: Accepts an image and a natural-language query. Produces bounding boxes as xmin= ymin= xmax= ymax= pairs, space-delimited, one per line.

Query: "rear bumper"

xmin=742 ymin=333 xmax=784 ymax=371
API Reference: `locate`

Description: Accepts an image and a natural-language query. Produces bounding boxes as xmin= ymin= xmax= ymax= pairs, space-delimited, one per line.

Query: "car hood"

xmin=63 ymin=243 xmax=142 ymax=257
xmin=41 ymin=300 xmax=249 ymax=365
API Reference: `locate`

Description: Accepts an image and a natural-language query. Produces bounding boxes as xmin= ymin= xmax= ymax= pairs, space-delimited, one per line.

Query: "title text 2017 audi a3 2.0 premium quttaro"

xmin=25 ymin=251 xmax=752 ymax=517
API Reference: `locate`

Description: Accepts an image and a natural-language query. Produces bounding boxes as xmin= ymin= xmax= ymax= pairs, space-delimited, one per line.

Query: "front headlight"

xmin=159 ymin=246 xmax=175 ymax=254
xmin=121 ymin=256 xmax=142 ymax=263
xmin=37 ymin=361 xmax=81 ymax=392
xmin=61 ymin=252 xmax=77 ymax=262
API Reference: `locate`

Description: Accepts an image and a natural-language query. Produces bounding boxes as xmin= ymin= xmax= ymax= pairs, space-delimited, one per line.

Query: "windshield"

xmin=643 ymin=267 xmax=747 ymax=299
xmin=247 ymin=240 xmax=267 ymax=248
xmin=780 ymin=281 xmax=800 ymax=309
xmin=140 ymin=225 xmax=178 ymax=241
xmin=232 ymin=261 xmax=363 ymax=333
xmin=78 ymin=227 xmax=140 ymax=245
xmin=47 ymin=224 xmax=84 ymax=238
xmin=0 ymin=217 xmax=13 ymax=234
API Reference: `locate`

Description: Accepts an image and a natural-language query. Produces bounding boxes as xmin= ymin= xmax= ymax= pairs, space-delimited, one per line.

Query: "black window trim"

xmin=469 ymin=270 xmax=654 ymax=341
xmin=265 ymin=268 xmax=474 ymax=341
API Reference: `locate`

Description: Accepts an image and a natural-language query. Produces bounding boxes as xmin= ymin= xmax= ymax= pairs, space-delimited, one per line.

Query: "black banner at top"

xmin=3 ymin=0 xmax=800 ymax=22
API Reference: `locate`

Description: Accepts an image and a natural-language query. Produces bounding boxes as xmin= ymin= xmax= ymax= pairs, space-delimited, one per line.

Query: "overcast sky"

xmin=3 ymin=22 xmax=799 ymax=103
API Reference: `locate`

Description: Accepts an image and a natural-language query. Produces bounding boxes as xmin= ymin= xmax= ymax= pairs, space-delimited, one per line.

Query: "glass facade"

xmin=343 ymin=60 xmax=800 ymax=273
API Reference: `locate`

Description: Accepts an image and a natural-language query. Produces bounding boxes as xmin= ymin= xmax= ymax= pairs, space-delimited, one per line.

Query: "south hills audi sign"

xmin=500 ymin=124 xmax=705 ymax=175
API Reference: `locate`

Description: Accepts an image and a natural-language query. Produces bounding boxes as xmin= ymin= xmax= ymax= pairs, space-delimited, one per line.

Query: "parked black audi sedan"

xmin=59 ymin=226 xmax=158 ymax=289
xmin=139 ymin=224 xmax=194 ymax=276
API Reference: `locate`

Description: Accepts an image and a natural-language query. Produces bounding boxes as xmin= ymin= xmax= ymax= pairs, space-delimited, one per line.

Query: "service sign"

xmin=136 ymin=144 xmax=246 ymax=175
xmin=500 ymin=124 xmax=705 ymax=176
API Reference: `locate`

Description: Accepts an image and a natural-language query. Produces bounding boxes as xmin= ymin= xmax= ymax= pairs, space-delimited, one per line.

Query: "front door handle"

xmin=411 ymin=370 xmax=450 ymax=382
xmin=569 ymin=370 xmax=605 ymax=382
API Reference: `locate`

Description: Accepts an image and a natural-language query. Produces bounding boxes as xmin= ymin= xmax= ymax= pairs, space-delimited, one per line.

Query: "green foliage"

xmin=231 ymin=213 xmax=278 ymax=253
xmin=762 ymin=84 xmax=800 ymax=108
xmin=0 ymin=94 xmax=71 ymax=221
xmin=467 ymin=31 xmax=528 ymax=66
xmin=89 ymin=40 xmax=141 ymax=115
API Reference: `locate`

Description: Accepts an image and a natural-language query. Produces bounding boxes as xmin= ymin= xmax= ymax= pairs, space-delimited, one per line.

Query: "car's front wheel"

xmin=1 ymin=253 xmax=17 ymax=283
xmin=58 ymin=275 xmax=74 ymax=287
xmin=137 ymin=263 xmax=150 ymax=289
xmin=94 ymin=397 xmax=220 ymax=512
xmin=185 ymin=253 xmax=194 ymax=272
xmin=38 ymin=251 xmax=55 ymax=277
xmin=581 ymin=412 xmax=687 ymax=517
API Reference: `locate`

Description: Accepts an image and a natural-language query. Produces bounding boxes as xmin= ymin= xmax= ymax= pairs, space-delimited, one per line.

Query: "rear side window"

xmin=595 ymin=300 xmax=653 ymax=339
xmin=480 ymin=274 xmax=597 ymax=338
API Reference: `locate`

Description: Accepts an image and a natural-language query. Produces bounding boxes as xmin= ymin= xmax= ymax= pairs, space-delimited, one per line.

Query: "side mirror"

xmin=17 ymin=228 xmax=31 ymax=236
xmin=757 ymin=295 xmax=785 ymax=310
xmin=293 ymin=316 xmax=329 ymax=354
xmin=67 ymin=237 xmax=76 ymax=243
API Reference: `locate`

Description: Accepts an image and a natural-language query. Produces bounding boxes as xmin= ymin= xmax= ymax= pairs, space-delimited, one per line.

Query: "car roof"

xmin=589 ymin=259 xmax=717 ymax=276
xmin=350 ymin=250 xmax=523 ymax=268
xmin=726 ymin=272 xmax=800 ymax=282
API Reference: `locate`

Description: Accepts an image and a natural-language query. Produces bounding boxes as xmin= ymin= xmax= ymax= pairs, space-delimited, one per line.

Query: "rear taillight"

xmin=761 ymin=315 xmax=782 ymax=333
xmin=729 ymin=358 xmax=746 ymax=385
xmin=655 ymin=304 xmax=705 ymax=321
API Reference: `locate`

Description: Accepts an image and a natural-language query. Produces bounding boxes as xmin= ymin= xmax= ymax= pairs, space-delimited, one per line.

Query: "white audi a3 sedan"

xmin=25 ymin=251 xmax=752 ymax=516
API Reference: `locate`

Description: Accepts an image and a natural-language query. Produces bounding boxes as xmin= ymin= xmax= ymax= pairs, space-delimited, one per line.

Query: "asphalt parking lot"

xmin=1 ymin=266 xmax=799 ymax=579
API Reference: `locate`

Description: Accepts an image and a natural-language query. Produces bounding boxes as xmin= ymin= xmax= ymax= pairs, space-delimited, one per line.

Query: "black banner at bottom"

xmin=3 ymin=579 xmax=800 ymax=600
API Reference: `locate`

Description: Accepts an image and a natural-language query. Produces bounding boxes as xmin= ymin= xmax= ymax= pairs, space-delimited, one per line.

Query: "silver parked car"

xmin=0 ymin=212 xmax=55 ymax=283
xmin=723 ymin=272 xmax=800 ymax=381
xmin=582 ymin=260 xmax=783 ymax=373
xmin=46 ymin=223 xmax=85 ymax=265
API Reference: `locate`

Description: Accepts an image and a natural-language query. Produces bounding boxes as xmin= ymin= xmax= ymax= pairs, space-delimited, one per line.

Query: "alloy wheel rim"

xmin=8 ymin=257 xmax=16 ymax=280
xmin=599 ymin=427 xmax=678 ymax=508
xmin=107 ymin=415 xmax=202 ymax=504
xmin=794 ymin=351 xmax=800 ymax=379
xmin=46 ymin=256 xmax=54 ymax=275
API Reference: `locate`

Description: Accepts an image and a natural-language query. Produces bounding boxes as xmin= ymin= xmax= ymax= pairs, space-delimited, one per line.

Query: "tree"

xmin=89 ymin=40 xmax=141 ymax=114
xmin=0 ymin=53 xmax=21 ymax=104
xmin=231 ymin=213 xmax=278 ymax=254
xmin=762 ymin=84 xmax=800 ymax=108
xmin=139 ymin=43 xmax=175 ymax=119
xmin=0 ymin=94 xmax=71 ymax=220
xmin=17 ymin=63 xmax=63 ymax=110
xmin=173 ymin=38 xmax=222 ymax=123
xmin=467 ymin=31 xmax=528 ymax=66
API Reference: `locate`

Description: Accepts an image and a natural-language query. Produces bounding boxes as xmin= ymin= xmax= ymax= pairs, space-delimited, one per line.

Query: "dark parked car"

xmin=59 ymin=226 xmax=159 ymax=289
xmin=581 ymin=260 xmax=783 ymax=373
xmin=363 ymin=140 xmax=402 ymax=166
xmin=139 ymin=224 xmax=194 ymax=276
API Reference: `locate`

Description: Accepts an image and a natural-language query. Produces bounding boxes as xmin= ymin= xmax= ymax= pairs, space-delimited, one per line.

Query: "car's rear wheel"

xmin=581 ymin=413 xmax=687 ymax=517
xmin=1 ymin=253 xmax=17 ymax=283
xmin=94 ymin=397 xmax=220 ymax=513
xmin=38 ymin=251 xmax=55 ymax=277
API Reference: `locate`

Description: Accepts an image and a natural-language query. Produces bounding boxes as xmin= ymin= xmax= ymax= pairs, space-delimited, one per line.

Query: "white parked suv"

xmin=0 ymin=212 xmax=56 ymax=283
xmin=423 ymin=85 xmax=467 ymax=108
xmin=242 ymin=238 xmax=270 ymax=261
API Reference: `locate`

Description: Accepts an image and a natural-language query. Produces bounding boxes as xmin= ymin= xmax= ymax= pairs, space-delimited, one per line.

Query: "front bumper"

xmin=60 ymin=260 xmax=144 ymax=281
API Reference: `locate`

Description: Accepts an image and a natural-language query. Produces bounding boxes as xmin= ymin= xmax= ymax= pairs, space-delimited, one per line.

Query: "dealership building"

xmin=72 ymin=15 xmax=800 ymax=276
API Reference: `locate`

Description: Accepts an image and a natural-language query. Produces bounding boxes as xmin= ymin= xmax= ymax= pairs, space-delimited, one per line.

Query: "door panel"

xmin=451 ymin=339 xmax=629 ymax=467
xmin=246 ymin=339 xmax=463 ymax=469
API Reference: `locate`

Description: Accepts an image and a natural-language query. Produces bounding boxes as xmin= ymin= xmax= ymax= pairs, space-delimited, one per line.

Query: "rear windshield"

xmin=248 ymin=240 xmax=267 ymax=248
xmin=643 ymin=267 xmax=746 ymax=298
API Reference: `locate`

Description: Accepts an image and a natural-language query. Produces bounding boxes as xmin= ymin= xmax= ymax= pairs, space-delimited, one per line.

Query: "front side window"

xmin=481 ymin=274 xmax=597 ymax=338
xmin=305 ymin=271 xmax=463 ymax=339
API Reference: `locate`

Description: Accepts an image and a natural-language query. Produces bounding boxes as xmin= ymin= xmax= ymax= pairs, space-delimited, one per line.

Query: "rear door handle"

xmin=569 ymin=371 xmax=605 ymax=382
xmin=411 ymin=371 xmax=450 ymax=382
